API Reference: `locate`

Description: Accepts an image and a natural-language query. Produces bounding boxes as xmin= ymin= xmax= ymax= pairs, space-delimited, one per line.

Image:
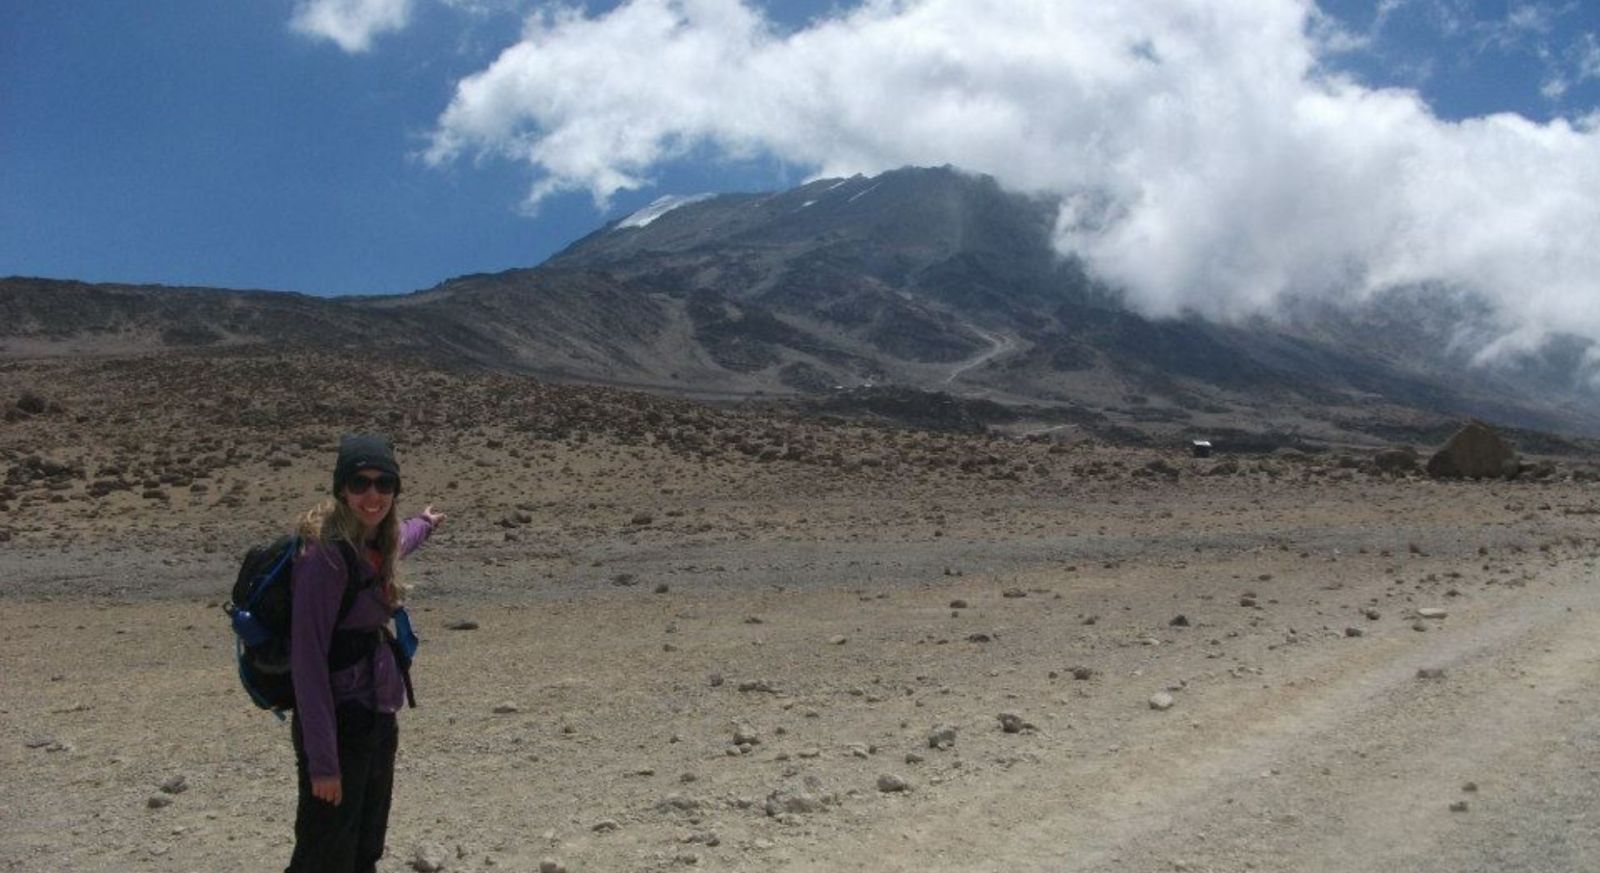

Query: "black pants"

xmin=286 ymin=703 xmax=398 ymax=873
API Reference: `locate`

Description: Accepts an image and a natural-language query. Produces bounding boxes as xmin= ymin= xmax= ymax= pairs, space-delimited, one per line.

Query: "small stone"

xmin=412 ymin=843 xmax=447 ymax=871
xmin=1169 ymin=615 xmax=1190 ymax=627
xmin=446 ymin=619 xmax=480 ymax=631
xmin=1449 ymin=800 xmax=1469 ymax=812
xmin=1071 ymin=666 xmax=1095 ymax=681
xmin=657 ymin=793 xmax=701 ymax=813
xmin=829 ymin=635 xmax=848 ymax=645
xmin=731 ymin=723 xmax=760 ymax=746
xmin=1416 ymin=608 xmax=1448 ymax=620
xmin=876 ymin=773 xmax=912 ymax=793
xmin=997 ymin=712 xmax=1028 ymax=733
xmin=1149 ymin=692 xmax=1176 ymax=711
xmin=928 ymin=725 xmax=958 ymax=749
xmin=539 ymin=860 xmax=567 ymax=873
xmin=493 ymin=703 xmax=521 ymax=714
xmin=764 ymin=789 xmax=826 ymax=815
xmin=949 ymin=599 xmax=968 ymax=609
xmin=1462 ymin=781 xmax=1478 ymax=793
xmin=1416 ymin=668 xmax=1446 ymax=680
xmin=1344 ymin=627 xmax=1364 ymax=638
xmin=1002 ymin=588 xmax=1027 ymax=599
xmin=592 ymin=818 xmax=621 ymax=833
xmin=159 ymin=775 xmax=188 ymax=795
xmin=1364 ymin=608 xmax=1382 ymax=620
xmin=146 ymin=795 xmax=173 ymax=809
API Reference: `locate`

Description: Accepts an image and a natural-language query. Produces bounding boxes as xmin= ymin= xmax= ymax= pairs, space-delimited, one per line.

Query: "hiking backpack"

xmin=225 ymin=535 xmax=369 ymax=713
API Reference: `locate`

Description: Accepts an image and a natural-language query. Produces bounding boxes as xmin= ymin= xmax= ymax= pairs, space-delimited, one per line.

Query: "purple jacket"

xmin=291 ymin=516 xmax=433 ymax=778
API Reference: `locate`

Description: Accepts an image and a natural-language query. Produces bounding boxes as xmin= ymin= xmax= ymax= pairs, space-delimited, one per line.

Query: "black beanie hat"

xmin=333 ymin=433 xmax=401 ymax=496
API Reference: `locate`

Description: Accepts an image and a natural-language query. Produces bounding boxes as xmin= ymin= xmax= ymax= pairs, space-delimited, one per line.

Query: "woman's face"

xmin=342 ymin=467 xmax=396 ymax=534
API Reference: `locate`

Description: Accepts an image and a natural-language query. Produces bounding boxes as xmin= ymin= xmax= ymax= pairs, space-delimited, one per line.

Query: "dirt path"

xmin=944 ymin=328 xmax=1015 ymax=386
xmin=801 ymin=563 xmax=1600 ymax=873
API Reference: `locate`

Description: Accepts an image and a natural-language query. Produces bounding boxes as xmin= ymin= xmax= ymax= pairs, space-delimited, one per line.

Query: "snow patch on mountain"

xmin=617 ymin=194 xmax=715 ymax=229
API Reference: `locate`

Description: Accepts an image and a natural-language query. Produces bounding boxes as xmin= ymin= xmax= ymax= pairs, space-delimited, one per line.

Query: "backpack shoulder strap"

xmin=331 ymin=540 xmax=366 ymax=628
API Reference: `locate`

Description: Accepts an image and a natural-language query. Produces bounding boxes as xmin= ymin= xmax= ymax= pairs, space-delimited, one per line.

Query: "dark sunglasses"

xmin=346 ymin=473 xmax=399 ymax=495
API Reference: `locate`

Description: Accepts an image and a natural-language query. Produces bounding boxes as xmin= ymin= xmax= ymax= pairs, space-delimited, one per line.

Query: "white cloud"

xmin=426 ymin=0 xmax=1600 ymax=356
xmin=291 ymin=0 xmax=414 ymax=53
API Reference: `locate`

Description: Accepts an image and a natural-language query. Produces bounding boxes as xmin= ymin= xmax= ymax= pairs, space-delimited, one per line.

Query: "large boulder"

xmin=1426 ymin=421 xmax=1519 ymax=480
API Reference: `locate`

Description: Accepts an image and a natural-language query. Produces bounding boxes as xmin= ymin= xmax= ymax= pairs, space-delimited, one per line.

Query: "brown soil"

xmin=3 ymin=352 xmax=1599 ymax=872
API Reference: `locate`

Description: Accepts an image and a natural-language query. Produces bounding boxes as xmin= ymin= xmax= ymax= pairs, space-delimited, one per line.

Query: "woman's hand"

xmin=312 ymin=775 xmax=342 ymax=806
xmin=421 ymin=505 xmax=447 ymax=529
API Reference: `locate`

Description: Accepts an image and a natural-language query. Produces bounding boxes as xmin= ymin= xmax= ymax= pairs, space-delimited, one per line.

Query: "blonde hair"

xmin=296 ymin=497 xmax=408 ymax=607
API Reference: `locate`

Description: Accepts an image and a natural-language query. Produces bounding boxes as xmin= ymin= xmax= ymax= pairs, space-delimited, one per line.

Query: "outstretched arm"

xmin=399 ymin=505 xmax=446 ymax=557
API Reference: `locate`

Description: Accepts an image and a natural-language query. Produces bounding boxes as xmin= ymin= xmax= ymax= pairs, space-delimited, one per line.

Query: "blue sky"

xmin=2 ymin=0 xmax=1597 ymax=325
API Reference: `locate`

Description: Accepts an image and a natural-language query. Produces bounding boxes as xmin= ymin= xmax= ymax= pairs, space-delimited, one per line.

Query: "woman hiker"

xmin=286 ymin=433 xmax=445 ymax=873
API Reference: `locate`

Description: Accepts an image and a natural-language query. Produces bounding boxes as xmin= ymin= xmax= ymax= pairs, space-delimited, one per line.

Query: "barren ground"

xmin=2 ymin=353 xmax=1599 ymax=873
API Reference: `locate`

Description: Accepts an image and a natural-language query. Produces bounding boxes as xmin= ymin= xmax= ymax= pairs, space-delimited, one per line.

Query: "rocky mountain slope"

xmin=4 ymin=166 xmax=1596 ymax=443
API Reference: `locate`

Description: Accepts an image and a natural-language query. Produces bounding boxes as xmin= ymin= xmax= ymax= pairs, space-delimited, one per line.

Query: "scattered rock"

xmin=731 ymin=723 xmax=760 ymax=746
xmin=927 ymin=725 xmax=958 ymax=750
xmin=1168 ymin=614 xmax=1190 ymax=627
xmin=1344 ymin=627 xmax=1364 ymax=638
xmin=656 ymin=793 xmax=702 ymax=813
xmin=1449 ymin=800 xmax=1470 ymax=813
xmin=15 ymin=392 xmax=49 ymax=415
xmin=764 ymin=789 xmax=826 ymax=816
xmin=591 ymin=818 xmax=621 ymax=833
xmin=949 ymin=599 xmax=969 ymax=609
xmin=1415 ymin=608 xmax=1448 ymax=620
xmin=1416 ymin=668 xmax=1446 ymax=680
xmin=1070 ymin=666 xmax=1095 ymax=681
xmin=1372 ymin=448 xmax=1419 ymax=474
xmin=997 ymin=712 xmax=1030 ymax=734
xmin=159 ymin=775 xmax=188 ymax=795
xmin=412 ymin=844 xmax=448 ymax=872
xmin=539 ymin=860 xmax=568 ymax=873
xmin=146 ymin=795 xmax=173 ymax=809
xmin=445 ymin=619 xmax=479 ymax=631
xmin=876 ymin=773 xmax=912 ymax=793
xmin=493 ymin=703 xmax=521 ymax=714
xmin=1149 ymin=692 xmax=1176 ymax=711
